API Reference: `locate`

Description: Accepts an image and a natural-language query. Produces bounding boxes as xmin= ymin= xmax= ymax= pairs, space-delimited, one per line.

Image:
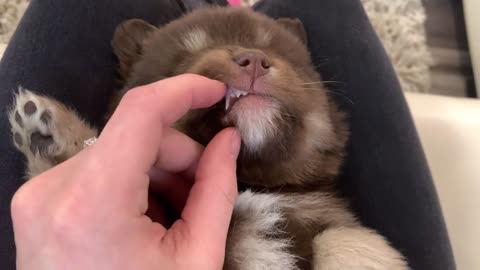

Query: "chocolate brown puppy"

xmin=8 ymin=6 xmax=409 ymax=270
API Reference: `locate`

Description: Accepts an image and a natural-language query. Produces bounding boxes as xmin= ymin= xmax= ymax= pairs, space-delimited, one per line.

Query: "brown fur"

xmin=108 ymin=6 xmax=408 ymax=269
xmin=8 ymin=6 xmax=409 ymax=270
xmin=111 ymin=7 xmax=348 ymax=190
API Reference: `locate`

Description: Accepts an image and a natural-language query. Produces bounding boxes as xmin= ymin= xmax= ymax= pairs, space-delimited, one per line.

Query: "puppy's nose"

xmin=233 ymin=51 xmax=270 ymax=78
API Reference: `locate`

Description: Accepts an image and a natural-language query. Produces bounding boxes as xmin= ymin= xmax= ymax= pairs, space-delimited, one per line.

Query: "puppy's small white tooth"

xmin=226 ymin=87 xmax=234 ymax=96
xmin=225 ymin=96 xmax=231 ymax=111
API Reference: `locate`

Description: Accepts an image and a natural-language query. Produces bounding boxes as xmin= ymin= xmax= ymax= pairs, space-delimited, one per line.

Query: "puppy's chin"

xmin=222 ymin=94 xmax=282 ymax=154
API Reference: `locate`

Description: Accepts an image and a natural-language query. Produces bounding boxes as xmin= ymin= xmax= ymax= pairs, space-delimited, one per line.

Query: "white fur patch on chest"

xmin=181 ymin=28 xmax=209 ymax=51
xmin=232 ymin=100 xmax=281 ymax=153
xmin=228 ymin=190 xmax=299 ymax=270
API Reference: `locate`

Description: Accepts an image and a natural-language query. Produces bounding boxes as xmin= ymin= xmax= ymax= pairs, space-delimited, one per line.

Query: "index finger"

xmin=94 ymin=74 xmax=226 ymax=174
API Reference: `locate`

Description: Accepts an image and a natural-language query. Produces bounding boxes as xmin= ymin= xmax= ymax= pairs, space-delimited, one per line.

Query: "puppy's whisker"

xmin=300 ymin=87 xmax=354 ymax=104
xmin=299 ymin=81 xmax=345 ymax=86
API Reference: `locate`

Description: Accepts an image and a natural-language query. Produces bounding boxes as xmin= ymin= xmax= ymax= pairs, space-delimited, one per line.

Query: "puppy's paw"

xmin=312 ymin=226 xmax=409 ymax=270
xmin=224 ymin=190 xmax=299 ymax=270
xmin=8 ymin=88 xmax=97 ymax=176
xmin=10 ymin=89 xmax=60 ymax=157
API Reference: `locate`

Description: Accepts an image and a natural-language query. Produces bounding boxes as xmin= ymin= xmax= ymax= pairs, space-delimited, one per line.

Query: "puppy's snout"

xmin=233 ymin=50 xmax=270 ymax=79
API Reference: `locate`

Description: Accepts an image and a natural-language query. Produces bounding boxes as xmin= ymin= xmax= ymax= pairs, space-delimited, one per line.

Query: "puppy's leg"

xmin=8 ymin=88 xmax=98 ymax=178
xmin=224 ymin=190 xmax=300 ymax=270
xmin=312 ymin=226 xmax=409 ymax=270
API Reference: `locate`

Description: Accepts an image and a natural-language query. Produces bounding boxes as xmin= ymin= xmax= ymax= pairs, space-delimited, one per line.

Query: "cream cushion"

xmin=405 ymin=92 xmax=480 ymax=270
xmin=464 ymin=0 xmax=480 ymax=96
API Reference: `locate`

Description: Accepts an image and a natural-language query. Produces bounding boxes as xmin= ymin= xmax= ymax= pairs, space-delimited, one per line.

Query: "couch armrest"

xmin=464 ymin=0 xmax=480 ymax=96
xmin=405 ymin=92 xmax=480 ymax=270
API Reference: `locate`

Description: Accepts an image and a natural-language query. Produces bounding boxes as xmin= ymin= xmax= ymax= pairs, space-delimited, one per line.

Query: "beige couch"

xmin=406 ymin=92 xmax=479 ymax=270
xmin=464 ymin=0 xmax=480 ymax=96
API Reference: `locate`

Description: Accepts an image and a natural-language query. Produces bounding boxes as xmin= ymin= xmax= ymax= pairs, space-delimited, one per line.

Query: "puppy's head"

xmin=113 ymin=7 xmax=348 ymax=188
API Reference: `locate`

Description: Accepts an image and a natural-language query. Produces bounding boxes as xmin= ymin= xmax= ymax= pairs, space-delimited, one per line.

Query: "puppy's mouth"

xmin=224 ymin=86 xmax=272 ymax=114
xmin=225 ymin=86 xmax=249 ymax=111
xmin=221 ymin=84 xmax=282 ymax=152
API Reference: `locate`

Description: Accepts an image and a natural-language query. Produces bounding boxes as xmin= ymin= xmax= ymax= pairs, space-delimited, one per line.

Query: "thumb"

xmin=179 ymin=127 xmax=240 ymax=249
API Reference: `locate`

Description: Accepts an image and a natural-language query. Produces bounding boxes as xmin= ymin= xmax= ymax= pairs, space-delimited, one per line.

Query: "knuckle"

xmin=10 ymin=183 xmax=37 ymax=221
xmin=49 ymin=195 xmax=91 ymax=238
xmin=50 ymin=208 xmax=80 ymax=236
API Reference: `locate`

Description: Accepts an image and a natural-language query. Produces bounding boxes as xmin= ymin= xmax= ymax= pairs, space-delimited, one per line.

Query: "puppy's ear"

xmin=112 ymin=19 xmax=157 ymax=79
xmin=276 ymin=18 xmax=307 ymax=45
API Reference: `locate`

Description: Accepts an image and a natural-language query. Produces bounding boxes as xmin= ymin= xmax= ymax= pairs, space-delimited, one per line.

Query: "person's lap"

xmin=0 ymin=0 xmax=455 ymax=269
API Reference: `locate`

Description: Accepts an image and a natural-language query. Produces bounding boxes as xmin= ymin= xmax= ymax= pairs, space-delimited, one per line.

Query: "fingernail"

xmin=231 ymin=129 xmax=241 ymax=159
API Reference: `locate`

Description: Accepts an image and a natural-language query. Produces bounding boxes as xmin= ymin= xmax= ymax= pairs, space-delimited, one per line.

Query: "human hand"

xmin=11 ymin=74 xmax=241 ymax=270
